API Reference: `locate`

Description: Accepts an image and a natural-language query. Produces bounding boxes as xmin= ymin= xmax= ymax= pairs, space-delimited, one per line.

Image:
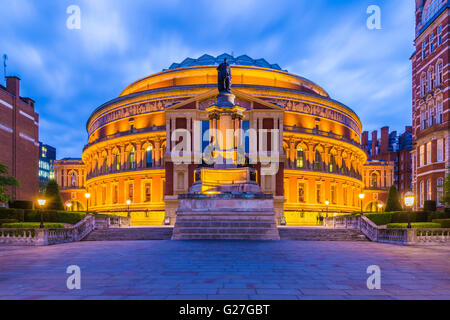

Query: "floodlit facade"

xmin=56 ymin=54 xmax=376 ymax=225
xmin=411 ymin=0 xmax=449 ymax=209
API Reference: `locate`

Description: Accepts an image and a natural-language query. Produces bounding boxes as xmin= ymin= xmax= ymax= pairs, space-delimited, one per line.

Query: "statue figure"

xmin=217 ymin=58 xmax=232 ymax=93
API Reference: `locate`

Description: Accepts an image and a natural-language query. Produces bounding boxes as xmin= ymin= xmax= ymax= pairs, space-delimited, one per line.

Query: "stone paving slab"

xmin=0 ymin=241 xmax=449 ymax=300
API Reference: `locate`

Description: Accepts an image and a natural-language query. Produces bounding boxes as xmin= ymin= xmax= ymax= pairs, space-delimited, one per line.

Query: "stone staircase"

xmin=279 ymin=227 xmax=368 ymax=241
xmin=83 ymin=227 xmax=173 ymax=241
xmin=172 ymin=208 xmax=281 ymax=241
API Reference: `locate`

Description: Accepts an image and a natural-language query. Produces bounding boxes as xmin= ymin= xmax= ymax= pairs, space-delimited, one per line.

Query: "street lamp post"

xmin=126 ymin=199 xmax=131 ymax=218
xmin=404 ymin=192 xmax=415 ymax=229
xmin=85 ymin=193 xmax=91 ymax=214
xmin=66 ymin=202 xmax=72 ymax=212
xmin=37 ymin=199 xmax=46 ymax=229
xmin=377 ymin=203 xmax=383 ymax=213
xmin=359 ymin=193 xmax=365 ymax=215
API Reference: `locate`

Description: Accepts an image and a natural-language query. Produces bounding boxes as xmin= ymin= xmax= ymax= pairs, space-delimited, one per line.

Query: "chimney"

xmin=362 ymin=131 xmax=369 ymax=152
xmin=380 ymin=126 xmax=389 ymax=154
xmin=6 ymin=76 xmax=20 ymax=96
xmin=371 ymin=130 xmax=378 ymax=156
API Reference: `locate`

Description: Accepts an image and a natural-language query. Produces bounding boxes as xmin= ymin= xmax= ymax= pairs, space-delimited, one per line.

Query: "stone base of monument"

xmin=172 ymin=167 xmax=280 ymax=241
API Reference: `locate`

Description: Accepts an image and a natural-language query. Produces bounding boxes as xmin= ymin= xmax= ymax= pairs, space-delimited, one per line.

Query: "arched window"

xmin=71 ymin=172 xmax=77 ymax=187
xmin=314 ymin=150 xmax=321 ymax=170
xmin=371 ymin=173 xmax=378 ymax=188
xmin=437 ymin=62 xmax=443 ymax=86
xmin=102 ymin=159 xmax=107 ymax=174
xmin=296 ymin=146 xmax=304 ymax=168
xmin=146 ymin=146 xmax=153 ymax=168
xmin=114 ymin=152 xmax=120 ymax=172
xmin=329 ymin=154 xmax=335 ymax=173
xmin=128 ymin=148 xmax=135 ymax=170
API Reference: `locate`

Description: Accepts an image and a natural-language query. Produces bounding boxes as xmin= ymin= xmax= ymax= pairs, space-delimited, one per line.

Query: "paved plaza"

xmin=0 ymin=241 xmax=449 ymax=300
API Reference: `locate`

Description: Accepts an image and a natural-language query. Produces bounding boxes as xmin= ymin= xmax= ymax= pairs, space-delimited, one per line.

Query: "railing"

xmin=83 ymin=126 xmax=166 ymax=152
xmin=285 ymin=161 xmax=362 ymax=180
xmin=0 ymin=215 xmax=96 ymax=246
xmin=284 ymin=125 xmax=363 ymax=149
xmin=325 ymin=215 xmax=450 ymax=245
xmin=87 ymin=164 xmax=164 ymax=180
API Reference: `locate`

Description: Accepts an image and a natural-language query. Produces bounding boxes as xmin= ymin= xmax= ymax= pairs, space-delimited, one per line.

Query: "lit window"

xmin=426 ymin=142 xmax=432 ymax=164
xmin=437 ymin=139 xmax=444 ymax=162
xmin=437 ymin=25 xmax=443 ymax=45
xmin=426 ymin=180 xmax=431 ymax=201
xmin=146 ymin=146 xmax=153 ymax=168
xmin=422 ymin=41 xmax=427 ymax=60
xmin=419 ymin=145 xmax=425 ymax=167
xmin=145 ymin=183 xmax=152 ymax=202
xmin=316 ymin=184 xmax=322 ymax=204
xmin=296 ymin=146 xmax=304 ymax=168
xmin=437 ymin=62 xmax=443 ymax=86
xmin=437 ymin=178 xmax=444 ymax=205
xmin=429 ymin=33 xmax=434 ymax=53
xmin=419 ymin=182 xmax=424 ymax=207
xmin=298 ymin=182 xmax=305 ymax=203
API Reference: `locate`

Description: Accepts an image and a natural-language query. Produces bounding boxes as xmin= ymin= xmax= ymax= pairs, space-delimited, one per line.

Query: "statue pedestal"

xmin=217 ymin=93 xmax=235 ymax=108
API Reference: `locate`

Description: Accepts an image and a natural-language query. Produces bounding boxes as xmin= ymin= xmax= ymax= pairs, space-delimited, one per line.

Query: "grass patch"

xmin=387 ymin=223 xmax=442 ymax=229
xmin=1 ymin=223 xmax=65 ymax=229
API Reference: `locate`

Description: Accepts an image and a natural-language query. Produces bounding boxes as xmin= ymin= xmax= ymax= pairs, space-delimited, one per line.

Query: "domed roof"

xmin=165 ymin=53 xmax=287 ymax=72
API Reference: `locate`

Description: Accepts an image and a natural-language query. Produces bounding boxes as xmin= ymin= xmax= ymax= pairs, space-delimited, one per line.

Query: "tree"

xmin=442 ymin=170 xmax=450 ymax=207
xmin=0 ymin=162 xmax=19 ymax=204
xmin=385 ymin=185 xmax=403 ymax=212
xmin=44 ymin=179 xmax=64 ymax=210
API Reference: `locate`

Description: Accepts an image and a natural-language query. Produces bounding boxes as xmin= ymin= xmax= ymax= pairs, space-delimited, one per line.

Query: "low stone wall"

xmin=325 ymin=215 xmax=450 ymax=246
xmin=0 ymin=215 xmax=96 ymax=246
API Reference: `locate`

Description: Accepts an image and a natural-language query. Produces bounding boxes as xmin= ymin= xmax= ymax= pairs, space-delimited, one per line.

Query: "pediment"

xmin=166 ymin=88 xmax=283 ymax=112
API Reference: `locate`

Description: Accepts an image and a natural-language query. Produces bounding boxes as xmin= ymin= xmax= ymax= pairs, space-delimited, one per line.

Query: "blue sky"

xmin=0 ymin=0 xmax=415 ymax=159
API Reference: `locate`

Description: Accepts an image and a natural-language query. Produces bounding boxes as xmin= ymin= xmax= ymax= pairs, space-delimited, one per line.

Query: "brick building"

xmin=0 ymin=76 xmax=39 ymax=202
xmin=361 ymin=126 xmax=413 ymax=195
xmin=411 ymin=0 xmax=449 ymax=209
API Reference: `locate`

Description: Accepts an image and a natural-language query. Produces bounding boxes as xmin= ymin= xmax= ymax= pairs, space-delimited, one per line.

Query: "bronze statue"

xmin=217 ymin=58 xmax=232 ymax=93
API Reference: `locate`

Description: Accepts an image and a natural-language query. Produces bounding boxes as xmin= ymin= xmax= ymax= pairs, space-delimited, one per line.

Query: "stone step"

xmin=174 ymin=221 xmax=277 ymax=228
xmin=83 ymin=228 xmax=173 ymax=241
xmin=173 ymin=227 xmax=280 ymax=235
xmin=172 ymin=234 xmax=281 ymax=241
xmin=279 ymin=228 xmax=368 ymax=241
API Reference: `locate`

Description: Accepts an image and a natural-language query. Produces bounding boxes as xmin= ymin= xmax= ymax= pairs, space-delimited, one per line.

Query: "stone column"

xmin=155 ymin=140 xmax=161 ymax=167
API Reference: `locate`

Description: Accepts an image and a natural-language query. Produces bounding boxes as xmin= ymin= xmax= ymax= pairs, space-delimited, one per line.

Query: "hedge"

xmin=365 ymin=213 xmax=392 ymax=226
xmin=0 ymin=208 xmax=24 ymax=222
xmin=432 ymin=219 xmax=450 ymax=228
xmin=387 ymin=223 xmax=442 ymax=229
xmin=0 ymin=219 xmax=19 ymax=226
xmin=1 ymin=223 xmax=65 ymax=229
xmin=1 ymin=208 xmax=86 ymax=225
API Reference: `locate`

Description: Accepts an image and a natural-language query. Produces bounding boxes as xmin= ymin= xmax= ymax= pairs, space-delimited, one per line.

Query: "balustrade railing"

xmin=324 ymin=215 xmax=450 ymax=246
xmin=0 ymin=215 xmax=96 ymax=246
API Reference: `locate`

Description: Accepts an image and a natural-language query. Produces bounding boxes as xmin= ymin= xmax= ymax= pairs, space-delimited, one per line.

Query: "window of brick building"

xmin=419 ymin=145 xmax=425 ymax=167
xmin=437 ymin=178 xmax=444 ymax=205
xmin=426 ymin=142 xmax=432 ymax=164
xmin=437 ymin=139 xmax=444 ymax=162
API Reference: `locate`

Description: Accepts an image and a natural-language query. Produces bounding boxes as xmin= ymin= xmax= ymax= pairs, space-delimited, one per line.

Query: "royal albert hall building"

xmin=65 ymin=54 xmax=369 ymax=225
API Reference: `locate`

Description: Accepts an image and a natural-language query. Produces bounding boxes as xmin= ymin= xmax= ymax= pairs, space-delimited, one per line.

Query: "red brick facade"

xmin=411 ymin=1 xmax=449 ymax=209
xmin=0 ymin=77 xmax=39 ymax=202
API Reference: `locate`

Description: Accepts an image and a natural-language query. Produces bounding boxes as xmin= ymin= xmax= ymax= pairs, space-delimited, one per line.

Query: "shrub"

xmin=1 ymin=222 xmax=65 ymax=229
xmin=428 ymin=211 xmax=450 ymax=221
xmin=391 ymin=211 xmax=428 ymax=223
xmin=385 ymin=185 xmax=403 ymax=212
xmin=8 ymin=200 xmax=33 ymax=210
xmin=44 ymin=180 xmax=64 ymax=210
xmin=57 ymin=211 xmax=86 ymax=225
xmin=387 ymin=223 xmax=442 ymax=229
xmin=24 ymin=210 xmax=59 ymax=223
xmin=424 ymin=201 xmax=437 ymax=212
xmin=432 ymin=219 xmax=450 ymax=228
xmin=0 ymin=219 xmax=19 ymax=226
xmin=365 ymin=213 xmax=392 ymax=226
xmin=0 ymin=208 xmax=24 ymax=222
